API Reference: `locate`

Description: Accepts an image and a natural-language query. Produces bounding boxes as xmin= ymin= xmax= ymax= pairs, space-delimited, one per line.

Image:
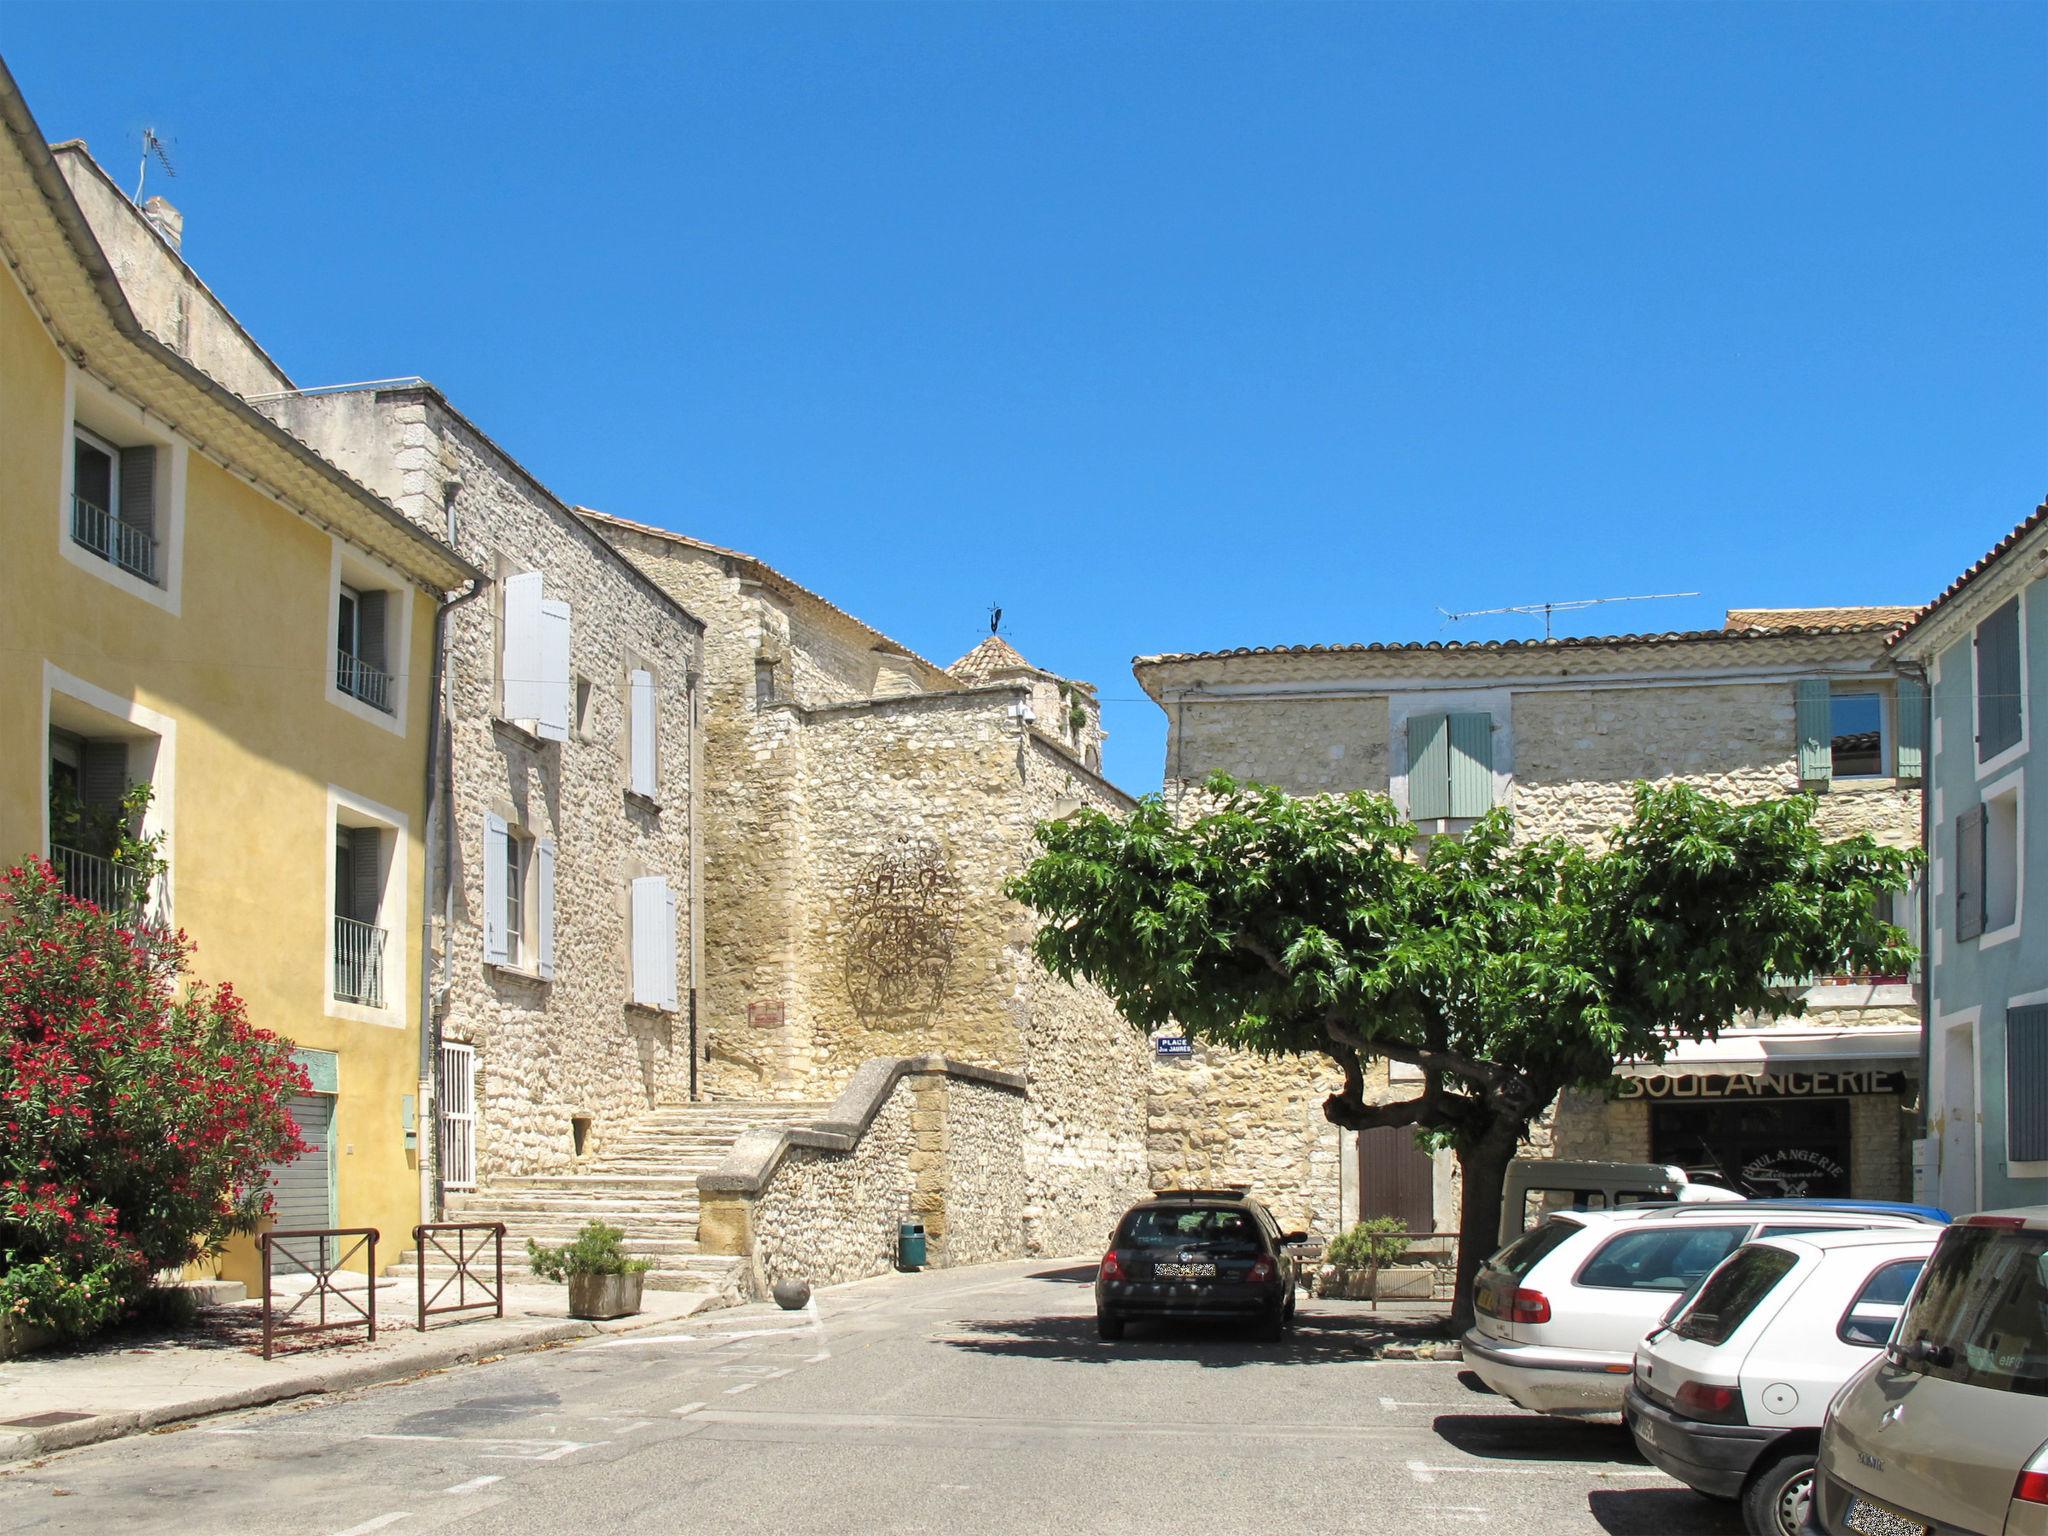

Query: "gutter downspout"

xmin=688 ymin=649 xmax=705 ymax=1100
xmin=419 ymin=574 xmax=488 ymax=1230
xmin=1895 ymin=657 xmax=1935 ymax=1165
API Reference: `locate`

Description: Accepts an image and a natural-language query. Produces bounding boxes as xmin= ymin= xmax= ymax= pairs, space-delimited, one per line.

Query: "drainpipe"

xmin=1896 ymin=656 xmax=1935 ymax=1156
xmin=687 ymin=649 xmax=705 ymax=1100
xmin=419 ymin=573 xmax=488 ymax=1230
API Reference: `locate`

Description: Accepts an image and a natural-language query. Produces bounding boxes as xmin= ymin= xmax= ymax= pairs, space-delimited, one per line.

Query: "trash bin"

xmin=897 ymin=1220 xmax=927 ymax=1271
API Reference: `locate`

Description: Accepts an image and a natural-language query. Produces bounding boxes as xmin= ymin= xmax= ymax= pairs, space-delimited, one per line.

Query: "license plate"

xmin=1153 ymin=1262 xmax=1216 ymax=1279
xmin=1845 ymin=1499 xmax=1927 ymax=1536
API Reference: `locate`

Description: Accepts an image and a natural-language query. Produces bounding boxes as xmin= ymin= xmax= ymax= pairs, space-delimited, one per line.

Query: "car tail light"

xmin=1100 ymin=1250 xmax=1124 ymax=1281
xmin=1246 ymin=1256 xmax=1277 ymax=1284
xmin=1675 ymin=1379 xmax=1746 ymax=1425
xmin=1964 ymin=1214 xmax=2029 ymax=1229
xmin=2015 ymin=1471 xmax=2048 ymax=1505
xmin=1508 ymin=1288 xmax=1551 ymax=1325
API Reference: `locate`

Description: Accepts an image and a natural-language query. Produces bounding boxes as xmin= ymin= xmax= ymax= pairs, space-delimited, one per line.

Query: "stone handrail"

xmin=697 ymin=1055 xmax=1028 ymax=1295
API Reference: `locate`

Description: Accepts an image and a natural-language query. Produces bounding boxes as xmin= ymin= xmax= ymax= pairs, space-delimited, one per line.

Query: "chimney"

xmin=141 ymin=195 xmax=183 ymax=253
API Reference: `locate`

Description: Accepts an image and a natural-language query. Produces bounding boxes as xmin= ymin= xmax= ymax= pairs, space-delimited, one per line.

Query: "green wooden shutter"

xmin=1447 ymin=713 xmax=1494 ymax=817
xmin=1955 ymin=805 xmax=1986 ymax=942
xmin=1796 ymin=680 xmax=1833 ymax=783
xmin=1894 ymin=676 xmax=1926 ymax=781
xmin=1407 ymin=713 xmax=1450 ymax=820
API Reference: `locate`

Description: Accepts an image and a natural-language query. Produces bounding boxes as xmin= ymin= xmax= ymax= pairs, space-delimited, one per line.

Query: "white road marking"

xmin=331 ymin=1517 xmax=412 ymax=1536
xmin=443 ymin=1476 xmax=502 ymax=1495
xmin=1406 ymin=1462 xmax=1667 ymax=1479
xmin=723 ymin=1381 xmax=759 ymax=1395
xmin=362 ymin=1433 xmax=606 ymax=1462
xmin=1378 ymin=1396 xmax=1437 ymax=1410
xmin=671 ymin=1401 xmax=707 ymax=1416
xmin=204 ymin=1428 xmax=263 ymax=1436
xmin=1407 ymin=1460 xmax=1437 ymax=1485
xmin=588 ymin=1326 xmax=813 ymax=1349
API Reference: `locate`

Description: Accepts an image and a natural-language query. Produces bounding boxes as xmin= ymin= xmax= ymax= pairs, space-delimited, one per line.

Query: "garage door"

xmin=271 ymin=1093 xmax=336 ymax=1231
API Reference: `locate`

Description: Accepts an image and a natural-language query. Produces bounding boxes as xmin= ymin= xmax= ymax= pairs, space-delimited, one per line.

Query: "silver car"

xmin=1806 ymin=1208 xmax=2048 ymax=1536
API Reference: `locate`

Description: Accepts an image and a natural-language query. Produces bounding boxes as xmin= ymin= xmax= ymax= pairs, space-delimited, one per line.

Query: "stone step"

xmin=490 ymin=1175 xmax=707 ymax=1190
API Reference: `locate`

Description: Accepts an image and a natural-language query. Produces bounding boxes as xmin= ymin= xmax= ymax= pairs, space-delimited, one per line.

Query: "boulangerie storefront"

xmin=1553 ymin=1026 xmax=1922 ymax=1203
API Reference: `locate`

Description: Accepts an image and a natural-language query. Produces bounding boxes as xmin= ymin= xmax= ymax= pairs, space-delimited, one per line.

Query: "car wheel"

xmin=1096 ymin=1312 xmax=1124 ymax=1341
xmin=1741 ymin=1450 xmax=1815 ymax=1536
xmin=1256 ymin=1310 xmax=1287 ymax=1343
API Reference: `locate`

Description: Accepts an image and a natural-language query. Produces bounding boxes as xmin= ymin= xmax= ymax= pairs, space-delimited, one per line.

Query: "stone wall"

xmin=263 ymin=390 xmax=703 ymax=1181
xmin=700 ymin=1056 xmax=1027 ymax=1294
xmin=1165 ymin=696 xmax=1391 ymax=801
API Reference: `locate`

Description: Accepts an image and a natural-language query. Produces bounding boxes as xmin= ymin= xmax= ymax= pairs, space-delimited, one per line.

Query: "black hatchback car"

xmin=1095 ymin=1190 xmax=1306 ymax=1341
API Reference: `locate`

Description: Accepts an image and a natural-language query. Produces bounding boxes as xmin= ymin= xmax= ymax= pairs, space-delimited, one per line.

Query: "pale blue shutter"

xmin=1976 ymin=599 xmax=2023 ymax=761
xmin=535 ymin=837 xmax=557 ymax=980
xmin=501 ymin=573 xmax=545 ymax=722
xmin=537 ymin=598 xmax=571 ymax=742
xmin=629 ymin=669 xmax=658 ymax=797
xmin=1894 ymin=677 xmax=1926 ymax=782
xmin=1407 ymin=714 xmax=1450 ymax=820
xmin=1447 ymin=713 xmax=1494 ymax=817
xmin=1954 ymin=806 xmax=1985 ymax=943
xmin=482 ymin=814 xmax=510 ymax=964
xmin=630 ymin=876 xmax=665 ymax=1005
xmin=662 ymin=885 xmax=680 ymax=1012
xmin=2007 ymin=1004 xmax=2048 ymax=1162
xmin=1797 ymin=680 xmax=1833 ymax=783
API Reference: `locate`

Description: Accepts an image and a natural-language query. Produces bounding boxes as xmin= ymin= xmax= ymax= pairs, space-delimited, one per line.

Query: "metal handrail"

xmin=333 ymin=915 xmax=388 ymax=1008
xmin=413 ymin=1222 xmax=506 ymax=1329
xmin=52 ymin=843 xmax=143 ymax=911
xmin=257 ymin=1226 xmax=379 ymax=1358
xmin=71 ymin=495 xmax=157 ymax=583
xmin=336 ymin=649 xmax=395 ymax=713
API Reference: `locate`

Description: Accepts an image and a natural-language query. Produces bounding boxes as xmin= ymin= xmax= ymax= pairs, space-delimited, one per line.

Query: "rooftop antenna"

xmin=135 ymin=127 xmax=176 ymax=203
xmin=1437 ymin=591 xmax=1701 ymax=642
xmin=989 ymin=603 xmax=1003 ymax=636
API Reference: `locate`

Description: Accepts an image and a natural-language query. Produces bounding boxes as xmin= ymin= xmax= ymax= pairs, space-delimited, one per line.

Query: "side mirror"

xmin=1281 ymin=1230 xmax=1309 ymax=1246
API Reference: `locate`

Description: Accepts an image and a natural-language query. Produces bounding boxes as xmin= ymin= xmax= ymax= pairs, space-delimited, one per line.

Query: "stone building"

xmin=1133 ymin=608 xmax=1925 ymax=1237
xmin=581 ymin=512 xmax=1151 ymax=1257
xmin=256 ymin=390 xmax=706 ymax=1196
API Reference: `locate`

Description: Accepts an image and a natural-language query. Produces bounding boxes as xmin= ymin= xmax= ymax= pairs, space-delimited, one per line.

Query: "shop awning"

xmin=1619 ymin=1025 xmax=1920 ymax=1081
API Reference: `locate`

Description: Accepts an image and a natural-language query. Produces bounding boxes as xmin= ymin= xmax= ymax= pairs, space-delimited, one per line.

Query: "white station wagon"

xmin=1464 ymin=1202 xmax=1947 ymax=1417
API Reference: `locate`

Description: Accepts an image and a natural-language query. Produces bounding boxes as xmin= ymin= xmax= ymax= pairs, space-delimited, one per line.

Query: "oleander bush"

xmin=0 ymin=859 xmax=309 ymax=1338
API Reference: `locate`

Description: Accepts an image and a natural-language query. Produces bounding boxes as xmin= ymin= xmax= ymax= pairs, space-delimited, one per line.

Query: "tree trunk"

xmin=1450 ymin=1125 xmax=1522 ymax=1333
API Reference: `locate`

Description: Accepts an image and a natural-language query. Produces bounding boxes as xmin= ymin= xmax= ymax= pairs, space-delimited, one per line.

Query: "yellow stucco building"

xmin=0 ymin=66 xmax=479 ymax=1286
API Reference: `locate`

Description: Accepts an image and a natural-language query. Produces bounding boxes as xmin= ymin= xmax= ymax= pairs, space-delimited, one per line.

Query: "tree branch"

xmin=1323 ymin=1015 xmax=1512 ymax=1091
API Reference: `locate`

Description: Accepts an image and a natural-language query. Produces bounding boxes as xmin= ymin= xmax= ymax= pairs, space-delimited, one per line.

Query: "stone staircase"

xmin=390 ymin=1101 xmax=827 ymax=1301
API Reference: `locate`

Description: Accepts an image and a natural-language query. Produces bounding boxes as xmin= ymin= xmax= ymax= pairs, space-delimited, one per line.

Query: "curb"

xmin=0 ymin=1305 xmax=701 ymax=1468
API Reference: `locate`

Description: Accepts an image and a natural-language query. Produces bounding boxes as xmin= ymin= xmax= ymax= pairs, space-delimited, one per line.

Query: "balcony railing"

xmin=53 ymin=844 xmax=145 ymax=913
xmin=336 ymin=649 xmax=394 ymax=713
xmin=71 ymin=496 xmax=158 ymax=584
xmin=334 ymin=915 xmax=388 ymax=1008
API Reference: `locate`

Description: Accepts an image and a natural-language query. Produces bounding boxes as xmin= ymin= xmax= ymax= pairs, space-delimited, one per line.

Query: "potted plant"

xmin=1316 ymin=1217 xmax=1434 ymax=1300
xmin=526 ymin=1221 xmax=652 ymax=1319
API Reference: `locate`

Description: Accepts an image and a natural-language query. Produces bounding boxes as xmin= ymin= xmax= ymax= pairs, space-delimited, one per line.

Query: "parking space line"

xmin=332 ymin=1517 xmax=412 ymax=1536
xmin=443 ymin=1476 xmax=502 ymax=1495
xmin=671 ymin=1401 xmax=707 ymax=1416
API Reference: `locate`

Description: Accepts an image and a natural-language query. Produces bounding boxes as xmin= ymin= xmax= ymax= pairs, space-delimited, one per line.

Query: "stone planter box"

xmin=1314 ymin=1263 xmax=1439 ymax=1301
xmin=566 ymin=1271 xmax=645 ymax=1320
xmin=0 ymin=1313 xmax=62 ymax=1360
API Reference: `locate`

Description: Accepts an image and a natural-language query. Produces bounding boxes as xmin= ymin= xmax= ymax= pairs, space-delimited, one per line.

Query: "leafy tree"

xmin=1009 ymin=775 xmax=1918 ymax=1328
xmin=1 ymin=860 xmax=309 ymax=1337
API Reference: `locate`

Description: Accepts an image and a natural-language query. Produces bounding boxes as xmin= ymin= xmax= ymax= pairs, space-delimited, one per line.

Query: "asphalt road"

xmin=0 ymin=1260 xmax=1746 ymax=1535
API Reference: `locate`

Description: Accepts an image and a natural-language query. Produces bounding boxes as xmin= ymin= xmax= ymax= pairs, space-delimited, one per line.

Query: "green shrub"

xmin=1325 ymin=1217 xmax=1413 ymax=1269
xmin=525 ymin=1221 xmax=652 ymax=1281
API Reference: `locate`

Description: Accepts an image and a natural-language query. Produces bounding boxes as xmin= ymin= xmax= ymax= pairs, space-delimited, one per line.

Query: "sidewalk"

xmin=0 ymin=1280 xmax=715 ymax=1466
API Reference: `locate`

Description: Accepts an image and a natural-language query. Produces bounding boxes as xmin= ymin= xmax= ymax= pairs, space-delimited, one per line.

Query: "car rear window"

xmin=1577 ymin=1225 xmax=1748 ymax=1292
xmin=1897 ymin=1226 xmax=2048 ymax=1397
xmin=1839 ymin=1258 xmax=1925 ymax=1347
xmin=1673 ymin=1243 xmax=1799 ymax=1345
xmin=1489 ymin=1219 xmax=1583 ymax=1279
xmin=1117 ymin=1206 xmax=1264 ymax=1253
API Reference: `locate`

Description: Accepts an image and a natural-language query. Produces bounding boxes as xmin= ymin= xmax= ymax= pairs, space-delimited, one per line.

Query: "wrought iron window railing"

xmin=71 ymin=495 xmax=158 ymax=584
xmin=335 ymin=649 xmax=395 ymax=713
xmin=53 ymin=843 xmax=148 ymax=913
xmin=333 ymin=914 xmax=388 ymax=1008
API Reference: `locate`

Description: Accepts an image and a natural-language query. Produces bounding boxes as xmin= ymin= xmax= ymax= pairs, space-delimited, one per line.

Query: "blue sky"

xmin=5 ymin=2 xmax=2043 ymax=790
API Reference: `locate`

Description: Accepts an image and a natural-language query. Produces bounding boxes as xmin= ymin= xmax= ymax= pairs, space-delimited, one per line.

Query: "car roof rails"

xmin=1150 ymin=1187 xmax=1256 ymax=1203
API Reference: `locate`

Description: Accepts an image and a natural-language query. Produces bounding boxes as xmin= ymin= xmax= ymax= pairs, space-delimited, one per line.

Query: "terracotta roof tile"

xmin=1888 ymin=497 xmax=2048 ymax=649
xmin=1724 ymin=606 xmax=1919 ymax=633
xmin=1135 ymin=620 xmax=1904 ymax=669
xmin=947 ymin=634 xmax=1040 ymax=684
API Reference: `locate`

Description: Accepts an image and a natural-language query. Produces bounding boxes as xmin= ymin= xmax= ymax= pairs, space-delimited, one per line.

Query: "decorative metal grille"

xmin=843 ymin=838 xmax=959 ymax=1025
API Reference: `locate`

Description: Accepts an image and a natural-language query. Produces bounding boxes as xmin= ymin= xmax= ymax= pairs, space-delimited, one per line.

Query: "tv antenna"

xmin=135 ymin=127 xmax=176 ymax=203
xmin=1437 ymin=591 xmax=1700 ymax=641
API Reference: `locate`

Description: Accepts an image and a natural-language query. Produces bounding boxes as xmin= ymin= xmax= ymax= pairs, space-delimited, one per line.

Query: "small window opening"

xmin=572 ymin=1116 xmax=592 ymax=1158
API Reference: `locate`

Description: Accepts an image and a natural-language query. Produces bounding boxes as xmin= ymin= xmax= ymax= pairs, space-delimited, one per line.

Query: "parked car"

xmin=1095 ymin=1189 xmax=1305 ymax=1342
xmin=1501 ymin=1158 xmax=1742 ymax=1246
xmin=1624 ymin=1228 xmax=1939 ymax=1536
xmin=1463 ymin=1201 xmax=1948 ymax=1416
xmin=1806 ymin=1208 xmax=2048 ymax=1536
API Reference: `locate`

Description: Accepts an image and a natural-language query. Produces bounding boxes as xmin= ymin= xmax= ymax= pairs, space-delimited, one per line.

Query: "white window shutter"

xmin=630 ymin=875 xmax=664 ymax=1006
xmin=536 ymin=837 xmax=557 ymax=981
xmin=537 ymin=598 xmax=571 ymax=742
xmin=662 ymin=885 xmax=679 ymax=1012
xmin=629 ymin=669 xmax=657 ymax=797
xmin=482 ymin=814 xmax=510 ymax=964
xmin=501 ymin=572 xmax=545 ymax=723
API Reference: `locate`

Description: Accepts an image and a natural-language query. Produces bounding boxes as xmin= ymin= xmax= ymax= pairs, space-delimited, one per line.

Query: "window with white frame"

xmin=1405 ymin=711 xmax=1495 ymax=822
xmin=332 ymin=823 xmax=389 ymax=1008
xmin=335 ymin=582 xmax=396 ymax=713
xmin=629 ymin=875 xmax=678 ymax=1010
xmin=1956 ymin=779 xmax=2022 ymax=943
xmin=1828 ymin=691 xmax=1887 ymax=779
xmin=499 ymin=570 xmax=573 ymax=741
xmin=68 ymin=417 xmax=166 ymax=589
xmin=483 ymin=813 xmax=555 ymax=978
